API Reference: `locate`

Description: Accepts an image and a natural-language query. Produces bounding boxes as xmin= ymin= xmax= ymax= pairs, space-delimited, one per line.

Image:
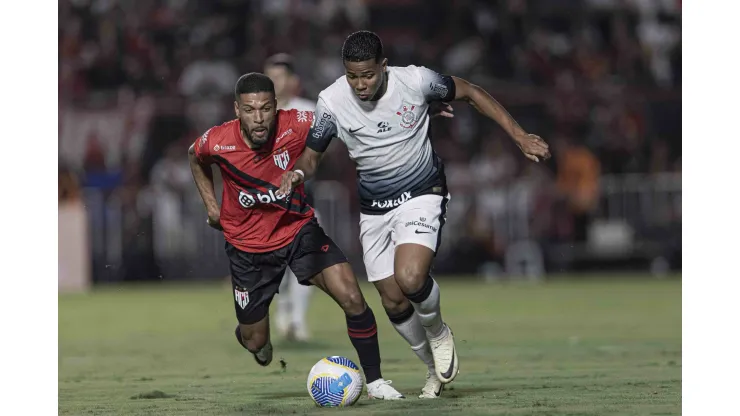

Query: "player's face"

xmin=234 ymin=92 xmax=277 ymax=147
xmin=344 ymin=58 xmax=387 ymax=101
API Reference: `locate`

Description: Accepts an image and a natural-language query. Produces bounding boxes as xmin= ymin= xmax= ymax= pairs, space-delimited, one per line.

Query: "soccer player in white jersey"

xmin=278 ymin=31 xmax=551 ymax=398
xmin=264 ymin=54 xmax=316 ymax=342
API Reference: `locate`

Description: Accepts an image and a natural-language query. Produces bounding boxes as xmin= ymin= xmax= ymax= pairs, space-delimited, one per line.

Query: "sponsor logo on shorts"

xmin=407 ymin=216 xmax=437 ymax=233
xmin=370 ymin=192 xmax=411 ymax=209
xmin=235 ymin=287 xmax=249 ymax=309
xmin=405 ymin=220 xmax=437 ymax=232
xmin=238 ymin=189 xmax=286 ymax=209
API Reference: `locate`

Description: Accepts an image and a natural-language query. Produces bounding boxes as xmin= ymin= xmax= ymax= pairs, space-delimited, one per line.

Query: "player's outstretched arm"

xmin=188 ymin=143 xmax=222 ymax=230
xmin=277 ymin=147 xmax=324 ymax=197
xmin=451 ymin=76 xmax=551 ymax=163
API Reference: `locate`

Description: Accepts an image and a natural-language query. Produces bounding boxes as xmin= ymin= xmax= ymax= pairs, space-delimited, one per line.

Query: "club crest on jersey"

xmin=396 ymin=103 xmax=418 ymax=129
xmin=273 ymin=148 xmax=290 ymax=170
xmin=235 ymin=287 xmax=249 ymax=309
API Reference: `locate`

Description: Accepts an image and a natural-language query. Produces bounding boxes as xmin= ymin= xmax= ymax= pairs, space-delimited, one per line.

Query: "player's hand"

xmin=514 ymin=133 xmax=551 ymax=163
xmin=277 ymin=170 xmax=303 ymax=198
xmin=429 ymin=102 xmax=454 ymax=119
xmin=206 ymin=213 xmax=223 ymax=231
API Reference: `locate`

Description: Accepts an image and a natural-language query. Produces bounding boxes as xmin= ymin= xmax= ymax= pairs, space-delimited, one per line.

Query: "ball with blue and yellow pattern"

xmin=306 ymin=356 xmax=364 ymax=407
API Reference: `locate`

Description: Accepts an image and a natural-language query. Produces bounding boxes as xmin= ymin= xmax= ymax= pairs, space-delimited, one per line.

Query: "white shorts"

xmin=359 ymin=194 xmax=450 ymax=282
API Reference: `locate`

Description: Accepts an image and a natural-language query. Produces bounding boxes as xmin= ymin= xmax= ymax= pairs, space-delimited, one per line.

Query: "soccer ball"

xmin=306 ymin=356 xmax=364 ymax=407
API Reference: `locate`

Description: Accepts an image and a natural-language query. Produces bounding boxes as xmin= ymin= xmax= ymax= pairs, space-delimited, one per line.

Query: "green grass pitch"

xmin=59 ymin=276 xmax=681 ymax=415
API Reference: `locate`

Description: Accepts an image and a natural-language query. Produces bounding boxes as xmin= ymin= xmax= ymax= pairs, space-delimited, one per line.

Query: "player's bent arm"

xmin=278 ymin=147 xmax=324 ymax=196
xmin=450 ymin=76 xmax=551 ymax=162
xmin=451 ymin=76 xmax=528 ymax=141
xmin=188 ymin=144 xmax=220 ymax=216
xmin=279 ymin=96 xmax=337 ymax=195
xmin=294 ymin=147 xmax=324 ymax=183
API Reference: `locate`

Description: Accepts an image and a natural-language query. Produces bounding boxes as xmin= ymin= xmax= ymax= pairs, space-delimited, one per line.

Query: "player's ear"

xmin=234 ymin=100 xmax=239 ymax=118
xmin=380 ymin=58 xmax=388 ymax=72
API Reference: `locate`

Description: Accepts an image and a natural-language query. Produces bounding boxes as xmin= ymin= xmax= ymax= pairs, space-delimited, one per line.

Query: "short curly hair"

xmin=234 ymin=73 xmax=275 ymax=100
xmin=341 ymin=31 xmax=383 ymax=63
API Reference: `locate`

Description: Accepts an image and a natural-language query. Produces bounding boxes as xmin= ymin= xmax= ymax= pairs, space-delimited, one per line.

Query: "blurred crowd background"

xmin=58 ymin=0 xmax=681 ymax=286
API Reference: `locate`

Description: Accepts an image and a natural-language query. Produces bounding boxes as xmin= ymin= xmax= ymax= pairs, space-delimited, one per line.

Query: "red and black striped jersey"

xmin=193 ymin=109 xmax=315 ymax=253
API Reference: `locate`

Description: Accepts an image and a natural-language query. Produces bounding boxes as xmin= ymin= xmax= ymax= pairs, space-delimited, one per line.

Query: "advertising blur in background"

xmin=58 ymin=0 xmax=681 ymax=288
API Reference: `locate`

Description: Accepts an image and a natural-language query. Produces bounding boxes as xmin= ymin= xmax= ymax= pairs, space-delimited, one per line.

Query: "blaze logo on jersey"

xmin=238 ymin=189 xmax=286 ymax=209
xmin=396 ymin=104 xmax=418 ymax=129
xmin=273 ymin=149 xmax=290 ymax=170
xmin=235 ymin=287 xmax=249 ymax=309
xmin=214 ymin=144 xmax=236 ymax=152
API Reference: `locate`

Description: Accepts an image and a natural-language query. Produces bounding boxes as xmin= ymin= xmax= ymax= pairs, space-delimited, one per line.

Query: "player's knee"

xmin=394 ymin=264 xmax=428 ymax=294
xmin=380 ymin=291 xmax=410 ymax=316
xmin=337 ymin=288 xmax=365 ymax=316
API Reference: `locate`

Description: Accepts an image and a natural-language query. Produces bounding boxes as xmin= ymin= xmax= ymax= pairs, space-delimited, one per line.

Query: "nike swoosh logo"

xmin=415 ymin=230 xmax=433 ymax=234
xmin=349 ymin=126 xmax=364 ymax=133
xmin=441 ymin=347 xmax=456 ymax=380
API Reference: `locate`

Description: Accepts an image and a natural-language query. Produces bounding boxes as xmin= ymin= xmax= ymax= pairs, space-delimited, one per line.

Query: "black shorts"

xmin=227 ymin=218 xmax=347 ymax=325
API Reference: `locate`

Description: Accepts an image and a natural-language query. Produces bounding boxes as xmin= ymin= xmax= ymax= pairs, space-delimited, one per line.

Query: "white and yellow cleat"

xmin=367 ymin=379 xmax=405 ymax=400
xmin=419 ymin=370 xmax=443 ymax=398
xmin=429 ymin=324 xmax=459 ymax=384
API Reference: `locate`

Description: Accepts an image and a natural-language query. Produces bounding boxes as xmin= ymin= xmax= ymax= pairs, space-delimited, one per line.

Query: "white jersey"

xmin=307 ymin=65 xmax=456 ymax=214
xmin=281 ymin=96 xmax=316 ymax=112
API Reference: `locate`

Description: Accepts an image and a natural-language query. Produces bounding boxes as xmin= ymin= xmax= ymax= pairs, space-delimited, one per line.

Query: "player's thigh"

xmin=359 ymin=212 xmax=395 ymax=283
xmin=392 ymin=194 xmax=450 ymax=292
xmin=226 ymin=241 xmax=287 ymax=326
xmin=287 ymin=218 xmax=349 ymax=287
xmin=287 ymin=219 xmax=365 ymax=315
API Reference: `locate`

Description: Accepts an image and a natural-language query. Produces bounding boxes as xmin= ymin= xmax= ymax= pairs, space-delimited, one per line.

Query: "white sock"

xmin=290 ymin=271 xmax=312 ymax=329
xmin=390 ymin=308 xmax=435 ymax=370
xmin=409 ymin=278 xmax=445 ymax=339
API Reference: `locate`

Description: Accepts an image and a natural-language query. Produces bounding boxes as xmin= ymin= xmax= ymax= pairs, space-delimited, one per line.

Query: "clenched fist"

xmin=277 ymin=170 xmax=304 ymax=198
xmin=514 ymin=133 xmax=551 ymax=163
xmin=206 ymin=212 xmax=223 ymax=231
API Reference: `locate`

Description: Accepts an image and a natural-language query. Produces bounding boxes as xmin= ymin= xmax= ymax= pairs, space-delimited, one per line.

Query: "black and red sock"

xmin=346 ymin=306 xmax=382 ymax=383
